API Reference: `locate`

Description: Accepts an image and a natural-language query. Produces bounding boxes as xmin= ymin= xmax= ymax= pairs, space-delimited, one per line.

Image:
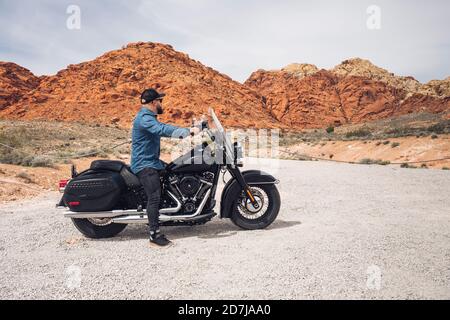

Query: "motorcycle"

xmin=57 ymin=109 xmax=281 ymax=238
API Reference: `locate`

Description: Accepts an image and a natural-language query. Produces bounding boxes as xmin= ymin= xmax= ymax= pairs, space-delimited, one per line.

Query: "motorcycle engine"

xmin=178 ymin=176 xmax=201 ymax=197
xmin=169 ymin=172 xmax=215 ymax=213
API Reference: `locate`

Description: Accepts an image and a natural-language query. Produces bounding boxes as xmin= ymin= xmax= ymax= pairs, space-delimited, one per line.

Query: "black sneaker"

xmin=149 ymin=231 xmax=173 ymax=248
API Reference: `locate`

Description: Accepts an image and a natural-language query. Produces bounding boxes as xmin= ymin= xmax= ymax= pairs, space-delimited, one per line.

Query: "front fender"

xmin=220 ymin=170 xmax=279 ymax=218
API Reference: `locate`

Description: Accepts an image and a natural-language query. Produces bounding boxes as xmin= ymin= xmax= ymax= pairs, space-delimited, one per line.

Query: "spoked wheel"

xmin=230 ymin=184 xmax=280 ymax=230
xmin=71 ymin=218 xmax=127 ymax=239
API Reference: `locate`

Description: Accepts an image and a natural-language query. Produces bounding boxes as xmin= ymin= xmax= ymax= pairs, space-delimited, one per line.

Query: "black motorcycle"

xmin=57 ymin=109 xmax=281 ymax=238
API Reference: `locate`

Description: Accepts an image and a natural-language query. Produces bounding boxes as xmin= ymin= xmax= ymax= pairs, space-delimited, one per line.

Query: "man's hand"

xmin=190 ymin=127 xmax=201 ymax=136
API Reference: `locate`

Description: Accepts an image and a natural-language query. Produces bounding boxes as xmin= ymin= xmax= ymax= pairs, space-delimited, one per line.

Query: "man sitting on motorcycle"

xmin=131 ymin=88 xmax=200 ymax=247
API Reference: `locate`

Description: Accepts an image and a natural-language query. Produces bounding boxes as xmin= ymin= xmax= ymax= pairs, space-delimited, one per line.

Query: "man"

xmin=131 ymin=88 xmax=199 ymax=247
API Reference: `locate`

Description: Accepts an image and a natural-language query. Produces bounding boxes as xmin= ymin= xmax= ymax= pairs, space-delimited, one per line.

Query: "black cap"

xmin=140 ymin=89 xmax=166 ymax=104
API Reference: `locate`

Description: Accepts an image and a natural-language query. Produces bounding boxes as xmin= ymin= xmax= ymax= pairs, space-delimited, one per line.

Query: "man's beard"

xmin=156 ymin=105 xmax=163 ymax=114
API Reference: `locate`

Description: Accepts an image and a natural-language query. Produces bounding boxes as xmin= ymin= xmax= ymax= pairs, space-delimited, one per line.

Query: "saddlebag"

xmin=90 ymin=160 xmax=141 ymax=189
xmin=63 ymin=170 xmax=126 ymax=212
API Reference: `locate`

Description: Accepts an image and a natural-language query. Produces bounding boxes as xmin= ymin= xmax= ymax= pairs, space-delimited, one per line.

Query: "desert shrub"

xmin=0 ymin=148 xmax=55 ymax=168
xmin=400 ymin=163 xmax=417 ymax=169
xmin=61 ymin=159 xmax=74 ymax=165
xmin=359 ymin=158 xmax=390 ymax=165
xmin=115 ymin=144 xmax=131 ymax=154
xmin=386 ymin=127 xmax=417 ymax=137
xmin=326 ymin=126 xmax=334 ymax=134
xmin=279 ymin=133 xmax=298 ymax=146
xmin=427 ymin=120 xmax=450 ymax=134
xmin=359 ymin=158 xmax=374 ymax=164
xmin=0 ymin=149 xmax=28 ymax=166
xmin=431 ymin=134 xmax=438 ymax=139
xmin=442 ymin=167 xmax=449 ymax=170
xmin=391 ymin=142 xmax=400 ymax=148
xmin=77 ymin=148 xmax=109 ymax=158
xmin=0 ymin=132 xmax=27 ymax=164
xmin=0 ymin=127 xmax=56 ymax=167
xmin=383 ymin=140 xmax=390 ymax=145
xmin=15 ymin=171 xmax=34 ymax=183
xmin=29 ymin=156 xmax=55 ymax=168
xmin=345 ymin=128 xmax=372 ymax=139
xmin=0 ymin=129 xmax=24 ymax=148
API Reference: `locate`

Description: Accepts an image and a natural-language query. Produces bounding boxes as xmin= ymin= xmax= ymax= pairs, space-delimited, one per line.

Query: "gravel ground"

xmin=0 ymin=159 xmax=449 ymax=299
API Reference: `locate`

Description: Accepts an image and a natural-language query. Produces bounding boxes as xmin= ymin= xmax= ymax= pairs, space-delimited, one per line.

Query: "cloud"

xmin=0 ymin=0 xmax=449 ymax=82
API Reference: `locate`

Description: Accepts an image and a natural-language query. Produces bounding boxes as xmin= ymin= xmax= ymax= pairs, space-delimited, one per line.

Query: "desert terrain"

xmin=0 ymin=159 xmax=448 ymax=299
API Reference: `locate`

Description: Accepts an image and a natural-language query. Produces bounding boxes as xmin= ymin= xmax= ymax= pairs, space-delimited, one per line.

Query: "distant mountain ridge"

xmin=245 ymin=58 xmax=449 ymax=127
xmin=0 ymin=44 xmax=448 ymax=129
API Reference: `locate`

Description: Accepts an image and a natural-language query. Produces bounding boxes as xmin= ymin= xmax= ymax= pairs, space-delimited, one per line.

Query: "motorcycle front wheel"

xmin=230 ymin=184 xmax=281 ymax=230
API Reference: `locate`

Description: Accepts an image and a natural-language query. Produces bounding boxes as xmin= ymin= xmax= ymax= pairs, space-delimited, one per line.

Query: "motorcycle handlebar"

xmin=190 ymin=119 xmax=209 ymax=136
xmin=200 ymin=120 xmax=209 ymax=130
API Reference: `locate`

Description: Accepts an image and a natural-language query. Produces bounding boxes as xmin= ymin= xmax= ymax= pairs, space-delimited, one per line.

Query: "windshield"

xmin=208 ymin=108 xmax=235 ymax=165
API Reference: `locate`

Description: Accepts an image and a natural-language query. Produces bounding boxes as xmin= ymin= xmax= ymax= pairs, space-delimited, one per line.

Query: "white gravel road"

xmin=0 ymin=159 xmax=449 ymax=299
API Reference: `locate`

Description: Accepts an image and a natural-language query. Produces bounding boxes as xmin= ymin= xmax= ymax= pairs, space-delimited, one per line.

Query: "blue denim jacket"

xmin=130 ymin=107 xmax=190 ymax=174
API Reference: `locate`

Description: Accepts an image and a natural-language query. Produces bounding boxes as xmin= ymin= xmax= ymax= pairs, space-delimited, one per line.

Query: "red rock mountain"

xmin=0 ymin=62 xmax=41 ymax=111
xmin=0 ymin=42 xmax=280 ymax=129
xmin=245 ymin=59 xmax=450 ymax=128
xmin=1 ymin=46 xmax=449 ymax=130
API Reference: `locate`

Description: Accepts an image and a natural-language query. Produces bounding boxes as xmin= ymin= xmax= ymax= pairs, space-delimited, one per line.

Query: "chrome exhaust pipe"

xmin=112 ymin=189 xmax=212 ymax=224
xmin=159 ymin=191 xmax=183 ymax=214
xmin=63 ymin=191 xmax=182 ymax=219
xmin=110 ymin=212 xmax=214 ymax=224
xmin=64 ymin=209 xmax=139 ymax=219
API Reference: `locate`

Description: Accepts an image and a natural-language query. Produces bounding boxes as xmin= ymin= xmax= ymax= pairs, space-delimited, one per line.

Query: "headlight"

xmin=233 ymin=142 xmax=243 ymax=166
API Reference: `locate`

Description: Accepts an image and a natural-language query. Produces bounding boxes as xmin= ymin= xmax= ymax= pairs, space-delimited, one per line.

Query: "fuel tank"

xmin=166 ymin=143 xmax=217 ymax=173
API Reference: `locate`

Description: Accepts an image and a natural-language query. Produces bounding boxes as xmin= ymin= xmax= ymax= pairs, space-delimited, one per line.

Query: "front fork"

xmin=227 ymin=165 xmax=260 ymax=209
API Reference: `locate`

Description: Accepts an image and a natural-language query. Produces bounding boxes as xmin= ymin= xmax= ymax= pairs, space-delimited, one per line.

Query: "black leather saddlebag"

xmin=63 ymin=170 xmax=125 ymax=212
xmin=89 ymin=160 xmax=141 ymax=189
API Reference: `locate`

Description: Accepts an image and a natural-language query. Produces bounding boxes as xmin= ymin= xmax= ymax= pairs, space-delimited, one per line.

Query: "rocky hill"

xmin=245 ymin=58 xmax=449 ymax=128
xmin=0 ymin=42 xmax=280 ymax=129
xmin=0 ymin=62 xmax=41 ymax=111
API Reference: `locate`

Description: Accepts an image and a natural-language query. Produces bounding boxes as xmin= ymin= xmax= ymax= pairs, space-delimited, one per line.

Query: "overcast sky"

xmin=0 ymin=0 xmax=449 ymax=83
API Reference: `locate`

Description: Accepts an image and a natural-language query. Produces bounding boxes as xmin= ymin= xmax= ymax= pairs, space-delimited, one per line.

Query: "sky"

xmin=0 ymin=0 xmax=449 ymax=83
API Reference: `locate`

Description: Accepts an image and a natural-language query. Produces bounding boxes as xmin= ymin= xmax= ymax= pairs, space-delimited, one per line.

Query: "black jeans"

xmin=137 ymin=167 xmax=162 ymax=232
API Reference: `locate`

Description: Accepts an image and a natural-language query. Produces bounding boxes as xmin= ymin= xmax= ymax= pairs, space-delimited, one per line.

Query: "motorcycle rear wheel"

xmin=71 ymin=218 xmax=127 ymax=239
xmin=230 ymin=184 xmax=280 ymax=230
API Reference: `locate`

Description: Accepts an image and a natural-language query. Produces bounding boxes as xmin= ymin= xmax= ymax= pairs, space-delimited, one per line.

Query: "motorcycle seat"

xmin=90 ymin=160 xmax=125 ymax=172
xmin=120 ymin=166 xmax=142 ymax=189
xmin=90 ymin=160 xmax=141 ymax=189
